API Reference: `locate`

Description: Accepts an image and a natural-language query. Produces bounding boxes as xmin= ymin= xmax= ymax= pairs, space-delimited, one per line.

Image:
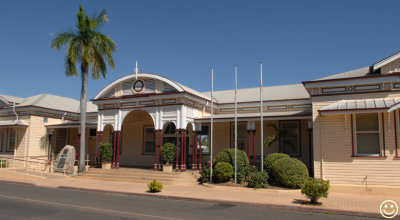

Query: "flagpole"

xmin=260 ymin=62 xmax=264 ymax=172
xmin=210 ymin=67 xmax=214 ymax=183
xmin=234 ymin=64 xmax=238 ymax=184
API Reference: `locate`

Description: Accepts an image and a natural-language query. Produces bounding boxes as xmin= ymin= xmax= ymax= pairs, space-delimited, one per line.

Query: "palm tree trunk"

xmin=79 ymin=64 xmax=89 ymax=173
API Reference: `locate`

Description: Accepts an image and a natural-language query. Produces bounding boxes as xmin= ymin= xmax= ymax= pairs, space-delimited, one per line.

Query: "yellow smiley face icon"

xmin=380 ymin=200 xmax=398 ymax=219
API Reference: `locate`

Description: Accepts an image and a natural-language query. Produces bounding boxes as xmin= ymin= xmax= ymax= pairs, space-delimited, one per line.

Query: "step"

xmin=75 ymin=176 xmax=198 ymax=186
xmin=87 ymin=168 xmax=198 ymax=176
xmin=77 ymin=168 xmax=199 ymax=186
xmin=80 ymin=173 xmax=196 ymax=182
xmin=80 ymin=171 xmax=197 ymax=179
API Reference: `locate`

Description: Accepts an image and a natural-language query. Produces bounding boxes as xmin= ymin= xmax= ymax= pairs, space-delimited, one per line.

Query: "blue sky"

xmin=1 ymin=0 xmax=399 ymax=100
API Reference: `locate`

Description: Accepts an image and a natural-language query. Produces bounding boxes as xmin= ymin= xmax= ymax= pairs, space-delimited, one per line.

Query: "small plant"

xmin=161 ymin=143 xmax=176 ymax=164
xmin=271 ymin=157 xmax=309 ymax=189
xmin=148 ymin=179 xmax=163 ymax=193
xmin=237 ymin=165 xmax=257 ymax=184
xmin=197 ymin=167 xmax=211 ymax=184
xmin=301 ymin=177 xmax=330 ymax=204
xmin=214 ymin=162 xmax=234 ymax=183
xmin=248 ymin=171 xmax=269 ymax=189
xmin=99 ymin=142 xmax=113 ymax=162
xmin=264 ymin=153 xmax=290 ymax=175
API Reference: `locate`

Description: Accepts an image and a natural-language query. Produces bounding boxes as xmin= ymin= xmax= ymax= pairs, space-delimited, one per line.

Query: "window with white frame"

xmin=280 ymin=121 xmax=301 ymax=157
xmin=143 ymin=126 xmax=155 ymax=154
xmin=355 ymin=113 xmax=381 ymax=156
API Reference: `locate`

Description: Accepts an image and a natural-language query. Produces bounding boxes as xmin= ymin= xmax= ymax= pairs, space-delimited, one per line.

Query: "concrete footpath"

xmin=0 ymin=169 xmax=399 ymax=218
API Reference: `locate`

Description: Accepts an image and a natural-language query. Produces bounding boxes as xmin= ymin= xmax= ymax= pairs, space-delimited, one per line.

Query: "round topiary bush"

xmin=263 ymin=153 xmax=290 ymax=174
xmin=161 ymin=143 xmax=176 ymax=164
xmin=214 ymin=162 xmax=234 ymax=183
xmin=215 ymin=148 xmax=249 ymax=171
xmin=301 ymin=177 xmax=330 ymax=204
xmin=248 ymin=171 xmax=269 ymax=189
xmin=271 ymin=157 xmax=309 ymax=189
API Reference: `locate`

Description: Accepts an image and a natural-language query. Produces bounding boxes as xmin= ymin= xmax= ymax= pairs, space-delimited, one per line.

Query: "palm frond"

xmin=51 ymin=32 xmax=76 ymax=50
xmin=90 ymin=47 xmax=107 ymax=80
xmin=92 ymin=9 xmax=108 ymax=30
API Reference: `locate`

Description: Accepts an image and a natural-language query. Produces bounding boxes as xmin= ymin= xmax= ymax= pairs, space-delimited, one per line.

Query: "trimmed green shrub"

xmin=215 ymin=148 xmax=249 ymax=171
xmin=161 ymin=143 xmax=176 ymax=164
xmin=301 ymin=178 xmax=330 ymax=204
xmin=264 ymin=153 xmax=290 ymax=174
xmin=271 ymin=157 xmax=309 ymax=189
xmin=248 ymin=171 xmax=269 ymax=189
xmin=147 ymin=179 xmax=163 ymax=193
xmin=99 ymin=142 xmax=113 ymax=162
xmin=214 ymin=162 xmax=234 ymax=183
xmin=197 ymin=167 xmax=211 ymax=184
xmin=237 ymin=165 xmax=258 ymax=184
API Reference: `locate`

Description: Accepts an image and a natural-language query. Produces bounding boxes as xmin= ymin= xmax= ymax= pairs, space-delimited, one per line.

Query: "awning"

xmin=195 ymin=110 xmax=312 ymax=123
xmin=46 ymin=122 xmax=97 ymax=129
xmin=0 ymin=120 xmax=27 ymax=128
xmin=319 ymin=98 xmax=400 ymax=115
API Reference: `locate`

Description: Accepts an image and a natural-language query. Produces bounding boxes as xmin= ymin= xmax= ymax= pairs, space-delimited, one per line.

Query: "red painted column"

xmin=158 ymin=130 xmax=163 ymax=171
xmin=77 ymin=133 xmax=81 ymax=165
xmin=116 ymin=131 xmax=121 ymax=169
xmin=192 ymin=132 xmax=197 ymax=171
xmin=95 ymin=132 xmax=99 ymax=166
xmin=198 ymin=132 xmax=202 ymax=171
xmin=113 ymin=131 xmax=117 ymax=169
xmin=182 ymin=130 xmax=187 ymax=172
xmin=154 ymin=130 xmax=158 ymax=171
xmin=180 ymin=129 xmax=184 ymax=172
xmin=175 ymin=130 xmax=180 ymax=171
xmin=252 ymin=130 xmax=256 ymax=166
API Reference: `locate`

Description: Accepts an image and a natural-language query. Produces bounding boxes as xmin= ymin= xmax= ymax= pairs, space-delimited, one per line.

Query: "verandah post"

xmin=192 ymin=131 xmax=197 ymax=170
xmin=252 ymin=130 xmax=256 ymax=166
xmin=176 ymin=129 xmax=180 ymax=171
xmin=198 ymin=132 xmax=202 ymax=171
xmin=112 ymin=131 xmax=116 ymax=169
xmin=116 ymin=131 xmax=120 ymax=169
xmin=154 ymin=130 xmax=158 ymax=171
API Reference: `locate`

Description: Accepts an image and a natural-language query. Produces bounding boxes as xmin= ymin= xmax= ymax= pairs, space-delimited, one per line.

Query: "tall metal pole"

xmin=234 ymin=65 xmax=238 ymax=184
xmin=210 ymin=67 xmax=214 ymax=183
xmin=260 ymin=62 xmax=264 ymax=172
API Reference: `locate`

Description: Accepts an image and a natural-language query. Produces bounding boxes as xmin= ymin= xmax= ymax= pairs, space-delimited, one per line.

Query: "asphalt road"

xmin=0 ymin=181 xmax=377 ymax=220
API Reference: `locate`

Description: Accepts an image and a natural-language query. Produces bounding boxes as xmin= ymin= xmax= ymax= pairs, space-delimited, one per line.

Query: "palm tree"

xmin=51 ymin=4 xmax=117 ymax=172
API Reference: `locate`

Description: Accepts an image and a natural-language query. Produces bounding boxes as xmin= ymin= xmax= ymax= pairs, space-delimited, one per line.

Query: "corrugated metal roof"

xmin=319 ymin=98 xmax=400 ymax=114
xmin=175 ymin=82 xmax=212 ymax=101
xmin=201 ymin=84 xmax=309 ymax=104
xmin=0 ymin=94 xmax=26 ymax=104
xmin=8 ymin=94 xmax=98 ymax=113
xmin=0 ymin=93 xmax=97 ymax=113
xmin=315 ymin=67 xmax=374 ymax=81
